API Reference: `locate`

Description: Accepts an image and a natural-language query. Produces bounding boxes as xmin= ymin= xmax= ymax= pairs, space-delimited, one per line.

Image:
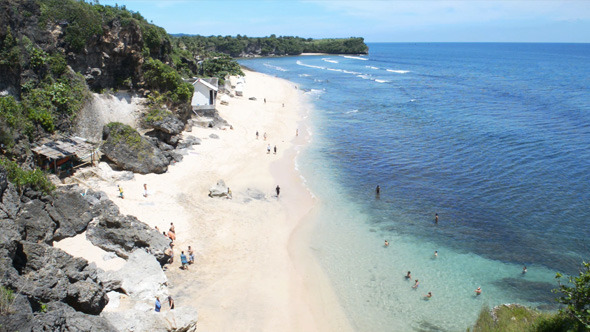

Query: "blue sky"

xmin=98 ymin=1 xmax=590 ymax=42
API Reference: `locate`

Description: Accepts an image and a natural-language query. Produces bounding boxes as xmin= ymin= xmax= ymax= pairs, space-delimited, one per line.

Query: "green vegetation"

xmin=171 ymin=34 xmax=368 ymax=57
xmin=0 ymin=157 xmax=55 ymax=194
xmin=555 ymin=262 xmax=590 ymax=330
xmin=106 ymin=122 xmax=142 ymax=147
xmin=143 ymin=57 xmax=193 ymax=104
xmin=0 ymin=286 xmax=15 ymax=315
xmin=142 ymin=107 xmax=173 ymax=127
xmin=201 ymin=53 xmax=244 ymax=83
xmin=470 ymin=262 xmax=590 ymax=332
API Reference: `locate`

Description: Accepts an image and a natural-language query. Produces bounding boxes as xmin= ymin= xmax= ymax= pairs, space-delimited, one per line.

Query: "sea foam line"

xmin=342 ymin=55 xmax=369 ymax=61
xmin=386 ymin=69 xmax=410 ymax=74
xmin=322 ymin=58 xmax=339 ymax=64
xmin=263 ymin=63 xmax=288 ymax=71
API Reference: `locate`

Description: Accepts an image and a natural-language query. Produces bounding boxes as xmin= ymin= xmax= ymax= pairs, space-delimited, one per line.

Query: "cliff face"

xmin=0 ymin=0 xmax=167 ymax=93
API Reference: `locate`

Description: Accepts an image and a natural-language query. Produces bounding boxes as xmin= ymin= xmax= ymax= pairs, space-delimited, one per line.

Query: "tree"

xmin=554 ymin=262 xmax=590 ymax=330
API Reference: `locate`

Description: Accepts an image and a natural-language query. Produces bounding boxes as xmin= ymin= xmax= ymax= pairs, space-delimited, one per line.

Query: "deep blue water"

xmin=239 ymin=43 xmax=590 ymax=330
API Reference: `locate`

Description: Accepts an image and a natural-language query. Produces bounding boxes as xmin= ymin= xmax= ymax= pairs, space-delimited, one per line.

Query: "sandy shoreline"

xmin=59 ymin=69 xmax=351 ymax=331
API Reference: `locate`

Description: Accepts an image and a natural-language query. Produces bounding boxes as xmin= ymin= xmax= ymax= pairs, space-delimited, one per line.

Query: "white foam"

xmin=386 ymin=69 xmax=410 ymax=74
xmin=346 ymin=109 xmax=359 ymax=114
xmin=322 ymin=58 xmax=339 ymax=64
xmin=263 ymin=63 xmax=288 ymax=72
xmin=366 ymin=66 xmax=379 ymax=70
xmin=343 ymin=55 xmax=369 ymax=61
xmin=357 ymin=74 xmax=371 ymax=80
xmin=296 ymin=60 xmax=326 ymax=70
xmin=299 ymin=74 xmax=311 ymax=77
xmin=374 ymin=79 xmax=389 ymax=83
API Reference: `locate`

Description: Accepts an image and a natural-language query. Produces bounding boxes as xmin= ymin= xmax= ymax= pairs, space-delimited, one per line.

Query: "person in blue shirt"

xmin=155 ymin=296 xmax=161 ymax=312
xmin=181 ymin=251 xmax=189 ymax=270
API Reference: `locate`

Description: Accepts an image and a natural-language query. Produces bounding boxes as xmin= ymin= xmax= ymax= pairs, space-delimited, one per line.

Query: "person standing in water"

xmin=435 ymin=213 xmax=439 ymax=224
xmin=384 ymin=240 xmax=389 ymax=247
xmin=475 ymin=287 xmax=482 ymax=295
xmin=376 ymin=185 xmax=380 ymax=195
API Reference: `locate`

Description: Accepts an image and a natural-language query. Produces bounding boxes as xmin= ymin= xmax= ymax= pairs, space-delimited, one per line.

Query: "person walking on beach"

xmin=256 ymin=131 xmax=259 ymax=139
xmin=276 ymin=185 xmax=281 ymax=197
xmin=143 ymin=183 xmax=148 ymax=198
xmin=118 ymin=185 xmax=124 ymax=199
xmin=267 ymin=144 xmax=271 ymax=154
xmin=273 ymin=145 xmax=277 ymax=154
xmin=188 ymin=246 xmax=195 ymax=264
xmin=155 ymin=297 xmax=161 ymax=312
xmin=296 ymin=128 xmax=299 ymax=137
xmin=180 ymin=251 xmax=188 ymax=270
xmin=264 ymin=132 xmax=267 ymax=141
xmin=167 ymin=296 xmax=175 ymax=310
xmin=264 ymin=98 xmax=266 ymax=104
xmin=170 ymin=222 xmax=175 ymax=233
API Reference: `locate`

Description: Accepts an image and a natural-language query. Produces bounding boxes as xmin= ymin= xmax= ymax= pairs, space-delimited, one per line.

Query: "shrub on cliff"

xmin=143 ymin=57 xmax=193 ymax=104
xmin=0 ymin=157 xmax=55 ymax=194
xmin=555 ymin=262 xmax=590 ymax=330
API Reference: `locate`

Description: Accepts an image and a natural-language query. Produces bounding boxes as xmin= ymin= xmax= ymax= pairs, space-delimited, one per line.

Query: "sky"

xmin=97 ymin=0 xmax=590 ymax=43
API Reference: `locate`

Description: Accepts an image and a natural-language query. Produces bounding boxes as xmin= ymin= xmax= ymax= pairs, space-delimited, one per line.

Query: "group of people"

xmin=154 ymin=295 xmax=175 ymax=312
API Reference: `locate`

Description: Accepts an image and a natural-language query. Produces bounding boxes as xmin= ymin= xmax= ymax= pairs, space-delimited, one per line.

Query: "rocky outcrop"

xmin=86 ymin=198 xmax=171 ymax=266
xmin=209 ymin=179 xmax=229 ymax=198
xmin=111 ymin=250 xmax=168 ymax=300
xmin=103 ymin=307 xmax=198 ymax=332
xmin=102 ymin=122 xmax=170 ymax=174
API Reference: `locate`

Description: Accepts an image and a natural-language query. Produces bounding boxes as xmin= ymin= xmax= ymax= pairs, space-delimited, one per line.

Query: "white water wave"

xmin=299 ymin=74 xmax=311 ymax=77
xmin=357 ymin=74 xmax=372 ymax=80
xmin=374 ymin=79 xmax=390 ymax=83
xmin=366 ymin=66 xmax=379 ymax=70
xmin=322 ymin=58 xmax=339 ymax=64
xmin=296 ymin=60 xmax=326 ymax=70
xmin=386 ymin=69 xmax=410 ymax=74
xmin=346 ymin=109 xmax=359 ymax=114
xmin=342 ymin=55 xmax=369 ymax=61
xmin=263 ymin=63 xmax=288 ymax=71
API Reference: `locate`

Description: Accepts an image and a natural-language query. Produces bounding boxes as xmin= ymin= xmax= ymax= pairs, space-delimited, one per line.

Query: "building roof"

xmin=192 ymin=78 xmax=218 ymax=91
xmin=32 ymin=136 xmax=95 ymax=160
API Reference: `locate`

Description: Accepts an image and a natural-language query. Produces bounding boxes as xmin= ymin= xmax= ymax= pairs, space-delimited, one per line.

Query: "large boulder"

xmin=6 ymin=241 xmax=109 ymax=315
xmin=14 ymin=199 xmax=56 ymax=244
xmin=86 ymin=200 xmax=171 ymax=265
xmin=103 ymin=307 xmax=198 ymax=332
xmin=208 ymin=179 xmax=229 ymax=198
xmin=111 ymin=250 xmax=168 ymax=301
xmin=47 ymin=188 xmax=94 ymax=241
xmin=102 ymin=122 xmax=169 ymax=174
xmin=149 ymin=114 xmax=184 ymax=136
xmin=1 ymin=301 xmax=118 ymax=332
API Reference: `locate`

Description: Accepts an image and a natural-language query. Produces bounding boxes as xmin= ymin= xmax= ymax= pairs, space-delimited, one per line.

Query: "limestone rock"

xmin=209 ymin=179 xmax=229 ymax=198
xmin=102 ymin=122 xmax=169 ymax=174
xmin=102 ymin=306 xmax=198 ymax=332
xmin=86 ymin=200 xmax=171 ymax=265
xmin=111 ymin=250 xmax=168 ymax=301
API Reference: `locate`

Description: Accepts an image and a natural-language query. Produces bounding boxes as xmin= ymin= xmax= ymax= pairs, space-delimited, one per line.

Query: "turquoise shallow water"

xmin=240 ymin=43 xmax=590 ymax=331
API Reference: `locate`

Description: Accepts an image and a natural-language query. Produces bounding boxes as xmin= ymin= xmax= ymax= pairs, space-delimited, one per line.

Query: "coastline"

xmin=59 ymin=69 xmax=351 ymax=330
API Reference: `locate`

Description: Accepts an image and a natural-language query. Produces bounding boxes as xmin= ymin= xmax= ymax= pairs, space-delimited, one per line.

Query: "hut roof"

xmin=32 ymin=136 xmax=95 ymax=160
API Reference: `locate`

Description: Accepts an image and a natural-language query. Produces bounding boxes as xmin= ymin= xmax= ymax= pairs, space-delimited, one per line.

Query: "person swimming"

xmin=412 ymin=279 xmax=419 ymax=288
xmin=384 ymin=240 xmax=389 ymax=247
xmin=522 ymin=266 xmax=527 ymax=274
xmin=424 ymin=292 xmax=432 ymax=299
xmin=405 ymin=271 xmax=412 ymax=279
xmin=475 ymin=287 xmax=482 ymax=295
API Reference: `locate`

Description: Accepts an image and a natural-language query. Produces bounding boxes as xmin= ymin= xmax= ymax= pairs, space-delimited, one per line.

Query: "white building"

xmin=191 ymin=78 xmax=218 ymax=111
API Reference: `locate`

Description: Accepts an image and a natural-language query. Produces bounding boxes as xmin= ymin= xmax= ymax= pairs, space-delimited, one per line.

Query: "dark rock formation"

xmin=86 ymin=199 xmax=171 ymax=266
xmin=102 ymin=122 xmax=169 ymax=174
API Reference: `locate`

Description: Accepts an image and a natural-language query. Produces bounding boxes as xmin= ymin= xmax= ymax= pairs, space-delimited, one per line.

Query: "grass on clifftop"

xmin=470 ymin=305 xmax=582 ymax=332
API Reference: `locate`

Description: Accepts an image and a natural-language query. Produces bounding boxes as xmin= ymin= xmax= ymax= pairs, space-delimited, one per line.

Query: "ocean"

xmin=239 ymin=43 xmax=590 ymax=331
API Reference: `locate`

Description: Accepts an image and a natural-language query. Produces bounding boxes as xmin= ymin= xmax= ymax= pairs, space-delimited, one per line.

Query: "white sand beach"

xmin=58 ymin=69 xmax=352 ymax=331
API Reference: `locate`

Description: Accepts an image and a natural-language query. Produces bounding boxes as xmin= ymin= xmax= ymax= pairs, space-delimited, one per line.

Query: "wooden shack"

xmin=32 ymin=136 xmax=98 ymax=176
